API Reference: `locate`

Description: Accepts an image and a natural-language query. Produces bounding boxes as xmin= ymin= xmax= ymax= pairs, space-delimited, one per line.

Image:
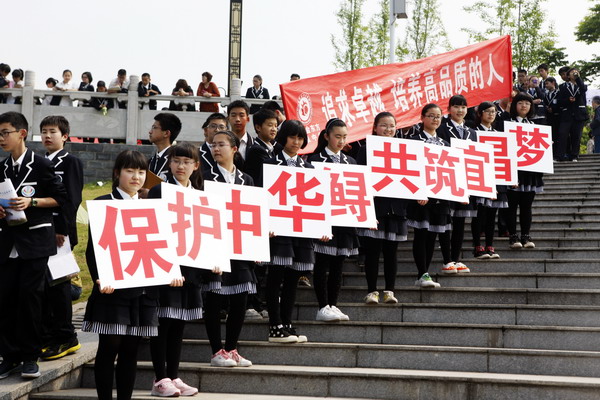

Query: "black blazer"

xmin=245 ymin=87 xmax=270 ymax=114
xmin=244 ymin=138 xmax=282 ymax=183
xmin=437 ymin=117 xmax=478 ymax=143
xmin=557 ymin=77 xmax=588 ymax=122
xmin=203 ymin=162 xmax=255 ymax=187
xmin=90 ymin=95 xmax=114 ymax=110
xmin=0 ymin=149 xmax=68 ymax=261
xmin=307 ymin=149 xmax=356 ymax=165
xmin=257 ymin=152 xmax=313 ymax=187
xmin=78 ymin=82 xmax=95 ymax=92
xmin=149 ymin=147 xmax=172 ymax=180
xmin=199 ymin=142 xmax=217 ymax=178
xmin=137 ymin=82 xmax=161 ymax=110
xmin=49 ymin=150 xmax=83 ymax=247
xmin=527 ymin=87 xmax=546 ymax=118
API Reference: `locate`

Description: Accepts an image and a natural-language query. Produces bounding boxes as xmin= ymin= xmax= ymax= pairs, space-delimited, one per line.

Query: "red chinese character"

xmin=496 ymin=158 xmax=512 ymax=181
xmin=120 ymin=208 xmax=172 ymax=278
xmin=330 ymin=171 xmax=371 ymax=222
xmin=188 ymin=197 xmax=222 ymax=260
xmin=479 ymin=136 xmax=508 ymax=158
xmin=424 ymin=147 xmax=465 ymax=196
xmin=269 ymin=171 xmax=324 ymax=207
xmin=168 ymin=191 xmax=191 ymax=257
xmin=511 ymin=125 xmax=550 ymax=167
xmin=226 ymin=189 xmax=262 ymax=255
xmin=270 ymin=205 xmax=326 ymax=232
xmin=462 ymin=145 xmax=493 ymax=193
xmin=98 ymin=206 xmax=123 ymax=280
xmin=372 ymin=141 xmax=420 ymax=193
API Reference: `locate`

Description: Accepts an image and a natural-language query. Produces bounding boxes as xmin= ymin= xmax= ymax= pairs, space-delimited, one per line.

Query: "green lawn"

xmin=74 ymin=182 xmax=112 ymax=303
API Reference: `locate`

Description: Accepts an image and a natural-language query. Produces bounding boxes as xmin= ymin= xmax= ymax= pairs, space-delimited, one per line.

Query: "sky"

xmin=4 ymin=0 xmax=598 ymax=96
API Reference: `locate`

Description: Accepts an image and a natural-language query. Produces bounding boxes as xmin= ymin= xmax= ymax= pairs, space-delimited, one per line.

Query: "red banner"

xmin=280 ymin=36 xmax=513 ymax=154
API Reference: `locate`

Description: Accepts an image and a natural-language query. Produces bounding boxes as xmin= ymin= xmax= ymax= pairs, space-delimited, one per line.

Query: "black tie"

xmin=13 ymin=164 xmax=19 ymax=177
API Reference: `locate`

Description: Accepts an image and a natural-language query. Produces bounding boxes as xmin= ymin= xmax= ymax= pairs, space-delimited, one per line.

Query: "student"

xmin=227 ymin=100 xmax=254 ymax=161
xmin=0 ymin=63 xmax=10 ymax=103
xmin=556 ymin=67 xmax=588 ymax=161
xmin=537 ymin=64 xmax=552 ymax=90
xmin=5 ymin=68 xmax=24 ymax=105
xmin=543 ymin=77 xmax=561 ymax=158
xmin=244 ymin=108 xmax=281 ymax=183
xmin=502 ymin=93 xmax=543 ymax=248
xmin=203 ymin=131 xmax=256 ymax=367
xmin=89 ymin=81 xmax=114 ymax=112
xmin=0 ymin=111 xmax=67 ymax=380
xmin=77 ymin=72 xmax=94 ymax=108
xmin=54 ymin=69 xmax=78 ymax=107
xmin=199 ymin=112 xmax=228 ymax=177
xmin=38 ymin=116 xmax=84 ymax=361
xmin=138 ymin=73 xmax=161 ymax=111
xmin=245 ymin=74 xmax=270 ymax=114
xmin=590 ymin=96 xmax=600 ymax=154
xmin=261 ymin=101 xmax=286 ymax=126
xmin=406 ymin=104 xmax=450 ymax=288
xmin=436 ymin=95 xmax=477 ymax=274
xmin=307 ymin=118 xmax=358 ymax=320
xmin=147 ymin=142 xmax=204 ymax=397
xmin=356 ymin=112 xmax=408 ymax=302
xmin=148 ymin=113 xmax=182 ymax=180
xmin=527 ymin=76 xmax=546 ymax=125
xmin=82 ymin=150 xmax=159 ymax=400
xmin=260 ymin=120 xmax=315 ymax=343
xmin=471 ymin=102 xmax=507 ymax=259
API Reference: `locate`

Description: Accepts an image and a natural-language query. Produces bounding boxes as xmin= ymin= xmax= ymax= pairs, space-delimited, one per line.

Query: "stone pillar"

xmin=23 ymin=70 xmax=36 ymax=138
xmin=230 ymin=78 xmax=242 ymax=102
xmin=125 ymin=75 xmax=140 ymax=145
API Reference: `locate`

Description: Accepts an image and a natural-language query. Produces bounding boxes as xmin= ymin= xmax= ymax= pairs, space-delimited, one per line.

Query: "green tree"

xmin=364 ymin=0 xmax=390 ymax=67
xmin=331 ymin=0 xmax=368 ymax=71
xmin=574 ymin=3 xmax=600 ymax=81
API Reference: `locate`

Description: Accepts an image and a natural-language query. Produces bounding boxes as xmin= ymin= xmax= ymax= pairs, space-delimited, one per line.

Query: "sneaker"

xmin=228 ymin=349 xmax=252 ymax=367
xmin=316 ymin=305 xmax=341 ymax=322
xmin=210 ymin=349 xmax=236 ymax=367
xmin=171 ymin=378 xmax=198 ymax=396
xmin=521 ymin=235 xmax=535 ymax=248
xmin=329 ymin=305 xmax=350 ymax=321
xmin=268 ymin=325 xmax=298 ymax=343
xmin=473 ymin=246 xmax=490 ymax=259
xmin=21 ymin=360 xmax=40 ymax=379
xmin=383 ymin=290 xmax=398 ymax=304
xmin=509 ymin=234 xmax=523 ymax=249
xmin=441 ymin=262 xmax=457 ymax=274
xmin=41 ymin=339 xmax=81 ymax=361
xmin=455 ymin=262 xmax=470 ymax=273
xmin=0 ymin=360 xmax=21 ymax=380
xmin=364 ymin=291 xmax=379 ymax=304
xmin=259 ymin=310 xmax=269 ymax=319
xmin=151 ymin=377 xmax=181 ymax=397
xmin=415 ymin=273 xmax=441 ymax=288
xmin=486 ymin=246 xmax=500 ymax=259
xmin=244 ymin=308 xmax=263 ymax=320
xmin=298 ymin=276 xmax=311 ymax=287
xmin=284 ymin=325 xmax=307 ymax=343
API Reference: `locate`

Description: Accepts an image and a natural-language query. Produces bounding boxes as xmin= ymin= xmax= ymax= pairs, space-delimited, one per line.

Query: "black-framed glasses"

xmin=0 ymin=130 xmax=18 ymax=138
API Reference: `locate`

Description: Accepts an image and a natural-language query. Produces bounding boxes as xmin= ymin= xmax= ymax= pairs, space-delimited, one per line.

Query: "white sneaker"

xmin=228 ymin=349 xmax=252 ymax=367
xmin=244 ymin=308 xmax=263 ymax=320
xmin=415 ymin=273 xmax=441 ymax=288
xmin=441 ymin=262 xmax=458 ymax=274
xmin=329 ymin=305 xmax=350 ymax=321
xmin=364 ymin=291 xmax=379 ymax=304
xmin=454 ymin=262 xmax=470 ymax=273
xmin=316 ymin=305 xmax=341 ymax=322
xmin=383 ymin=290 xmax=398 ymax=304
xmin=151 ymin=378 xmax=181 ymax=397
xmin=210 ymin=349 xmax=236 ymax=367
xmin=171 ymin=378 xmax=198 ymax=396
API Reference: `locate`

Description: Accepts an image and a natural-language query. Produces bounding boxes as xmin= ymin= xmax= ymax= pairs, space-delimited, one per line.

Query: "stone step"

xmin=532 ymin=206 xmax=600 ymax=214
xmin=71 ymin=364 xmax=600 ymax=400
xmin=539 ymin=189 xmax=600 ymax=195
xmin=392 ymin=246 xmax=599 ymax=260
xmin=397 ymin=236 xmax=600 ymax=248
xmin=534 ymin=200 xmax=600 ymax=207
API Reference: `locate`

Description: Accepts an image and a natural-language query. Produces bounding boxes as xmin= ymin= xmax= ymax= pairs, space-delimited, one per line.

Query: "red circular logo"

xmin=297 ymin=93 xmax=312 ymax=124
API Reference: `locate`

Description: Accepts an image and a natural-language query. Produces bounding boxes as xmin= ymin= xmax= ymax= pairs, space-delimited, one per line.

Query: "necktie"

xmin=287 ymin=158 xmax=296 ymax=167
xmin=331 ymin=154 xmax=340 ymax=163
xmin=13 ymin=164 xmax=19 ymax=177
xmin=457 ymin=125 xmax=465 ymax=139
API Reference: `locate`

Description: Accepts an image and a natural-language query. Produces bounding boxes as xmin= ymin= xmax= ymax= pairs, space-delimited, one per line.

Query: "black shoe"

xmin=509 ymin=234 xmax=523 ymax=249
xmin=0 ymin=360 xmax=22 ymax=379
xmin=284 ymin=324 xmax=308 ymax=343
xmin=21 ymin=361 xmax=40 ymax=379
xmin=521 ymin=234 xmax=535 ymax=248
xmin=41 ymin=338 xmax=81 ymax=361
xmin=268 ymin=325 xmax=298 ymax=343
xmin=473 ymin=246 xmax=490 ymax=259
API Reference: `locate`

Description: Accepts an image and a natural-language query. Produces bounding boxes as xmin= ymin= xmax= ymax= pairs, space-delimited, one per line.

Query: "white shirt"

xmin=238 ymin=132 xmax=249 ymax=160
xmin=116 ymin=187 xmax=139 ymax=200
xmin=9 ymin=151 xmax=28 ymax=258
xmin=109 ymin=78 xmax=130 ymax=91
xmin=282 ymin=151 xmax=298 ymax=165
xmin=217 ymin=164 xmax=236 ymax=184
xmin=46 ymin=149 xmax=61 ymax=161
xmin=55 ymin=80 xmax=77 ymax=107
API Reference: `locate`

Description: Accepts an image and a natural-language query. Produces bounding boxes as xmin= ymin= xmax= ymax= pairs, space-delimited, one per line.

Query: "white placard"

xmin=504 ymin=121 xmax=554 ymax=174
xmin=48 ymin=236 xmax=80 ymax=281
xmin=0 ymin=180 xmax=27 ymax=226
xmin=451 ymin=138 xmax=497 ymax=199
xmin=477 ymin=131 xmax=519 ymax=186
xmin=422 ymin=143 xmax=469 ymax=203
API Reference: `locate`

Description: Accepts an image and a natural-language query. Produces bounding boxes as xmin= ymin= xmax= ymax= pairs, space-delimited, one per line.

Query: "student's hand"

xmin=461 ymin=201 xmax=469 ymax=205
xmin=56 ymin=234 xmax=66 ymax=248
xmin=418 ymin=199 xmax=429 ymax=206
xmin=533 ymin=99 xmax=542 ymax=105
xmin=319 ymin=235 xmax=331 ymax=242
xmin=369 ymin=219 xmax=379 ymax=230
xmin=569 ymin=97 xmax=576 ymax=102
xmin=212 ymin=266 xmax=223 ymax=275
xmin=203 ymin=92 xmax=211 ymax=97
xmin=10 ymin=197 xmax=32 ymax=211
xmin=96 ymin=279 xmax=115 ymax=294
xmin=138 ymin=188 xmax=149 ymax=199
xmin=170 ymin=277 xmax=185 ymax=287
xmin=0 ymin=205 xmax=6 ymax=219
xmin=269 ymin=231 xmax=276 ymax=238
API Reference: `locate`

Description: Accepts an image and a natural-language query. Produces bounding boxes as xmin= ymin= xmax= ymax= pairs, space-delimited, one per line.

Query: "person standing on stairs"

xmin=307 ymin=118 xmax=359 ymax=321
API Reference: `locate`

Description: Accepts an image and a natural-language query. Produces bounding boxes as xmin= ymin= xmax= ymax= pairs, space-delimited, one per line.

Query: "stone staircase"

xmin=28 ymin=154 xmax=600 ymax=399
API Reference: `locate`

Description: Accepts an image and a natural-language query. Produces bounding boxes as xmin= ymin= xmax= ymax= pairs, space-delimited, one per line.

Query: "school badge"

xmin=21 ymin=185 xmax=35 ymax=197
xmin=297 ymin=93 xmax=312 ymax=125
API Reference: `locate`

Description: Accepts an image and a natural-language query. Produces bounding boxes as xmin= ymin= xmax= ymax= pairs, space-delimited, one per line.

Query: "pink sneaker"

xmin=228 ymin=349 xmax=252 ymax=367
xmin=210 ymin=348 xmax=236 ymax=367
xmin=151 ymin=377 xmax=181 ymax=397
xmin=171 ymin=378 xmax=198 ymax=396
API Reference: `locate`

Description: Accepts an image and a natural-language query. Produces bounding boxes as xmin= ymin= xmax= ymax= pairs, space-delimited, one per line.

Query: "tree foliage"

xmin=575 ymin=3 xmax=600 ymax=45
xmin=364 ymin=0 xmax=390 ymax=67
xmin=331 ymin=0 xmax=368 ymax=71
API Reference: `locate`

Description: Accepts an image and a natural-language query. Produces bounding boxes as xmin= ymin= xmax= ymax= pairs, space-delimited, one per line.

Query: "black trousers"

xmin=557 ymin=119 xmax=585 ymax=160
xmin=472 ymin=206 xmax=499 ymax=247
xmin=363 ymin=237 xmax=398 ymax=293
xmin=95 ymin=334 xmax=141 ymax=400
xmin=507 ymin=191 xmax=536 ymax=236
xmin=266 ymin=266 xmax=301 ymax=326
xmin=150 ymin=318 xmax=185 ymax=380
xmin=204 ymin=292 xmax=247 ymax=354
xmin=313 ymin=253 xmax=344 ymax=308
xmin=0 ymin=256 xmax=48 ymax=362
xmin=450 ymin=216 xmax=466 ymax=262
xmin=42 ymin=279 xmax=77 ymax=347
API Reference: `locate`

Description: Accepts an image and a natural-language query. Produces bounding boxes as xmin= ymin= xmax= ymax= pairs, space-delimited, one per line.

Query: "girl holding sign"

xmin=147 ymin=142 xmax=205 ymax=397
xmin=307 ymin=118 xmax=359 ymax=321
xmin=356 ymin=112 xmax=408 ymax=304
xmin=502 ymin=93 xmax=543 ymax=249
xmin=203 ymin=130 xmax=256 ymax=367
xmin=82 ymin=150 xmax=160 ymax=400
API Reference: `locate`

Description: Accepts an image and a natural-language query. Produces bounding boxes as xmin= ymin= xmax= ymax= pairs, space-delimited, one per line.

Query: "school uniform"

xmin=544 ymin=89 xmax=561 ymax=157
xmin=245 ymin=86 xmax=270 ymax=114
xmin=81 ymin=188 xmax=159 ymax=337
xmin=199 ymin=142 xmax=217 ymax=178
xmin=244 ymin=138 xmax=282 ymax=183
xmin=77 ymin=82 xmax=94 ymax=107
xmin=527 ymin=86 xmax=546 ymax=124
xmin=149 ymin=146 xmax=171 ymax=181
xmin=237 ymin=132 xmax=255 ymax=162
xmin=0 ymin=149 xmax=67 ymax=363
xmin=590 ymin=107 xmax=600 ymax=154
xmin=557 ymin=77 xmax=588 ymax=160
xmin=137 ymin=82 xmax=161 ymax=110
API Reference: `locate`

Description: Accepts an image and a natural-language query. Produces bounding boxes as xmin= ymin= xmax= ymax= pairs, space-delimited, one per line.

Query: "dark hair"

xmin=545 ymin=76 xmax=557 ymax=86
xmin=253 ymin=109 xmax=278 ymax=129
xmin=518 ymin=69 xmax=528 ymax=75
xmin=0 ymin=63 xmax=10 ymax=75
xmin=97 ymin=80 xmax=106 ymax=88
xmin=82 ymin=71 xmax=93 ymax=83
xmin=202 ymin=71 xmax=213 ymax=81
xmin=421 ymin=103 xmax=442 ymax=117
xmin=290 ymin=73 xmax=300 ymax=80
xmin=112 ymin=150 xmax=148 ymax=190
xmin=253 ymin=74 xmax=262 ymax=83
xmin=275 ymin=120 xmax=308 ymax=149
xmin=474 ymin=101 xmax=496 ymax=126
xmin=46 ymin=77 xmax=58 ymax=86
xmin=168 ymin=141 xmax=203 ymax=190
xmin=40 ymin=115 xmax=70 ymax=135
xmin=261 ymin=100 xmax=283 ymax=113
xmin=141 ymin=72 xmax=150 ymax=79
xmin=117 ymin=69 xmax=127 ymax=76
xmin=174 ymin=79 xmax=189 ymax=91
xmin=0 ymin=111 xmax=28 ymax=131
xmin=12 ymin=69 xmax=23 ymax=79
xmin=567 ymin=67 xmax=578 ymax=76
xmin=558 ymin=66 xmax=570 ymax=75
xmin=314 ymin=118 xmax=347 ymax=153
xmin=448 ymin=94 xmax=468 ymax=107
xmin=372 ymin=111 xmax=396 ymax=135
xmin=206 ymin=112 xmax=228 ymax=125
xmin=62 ymin=69 xmax=72 ymax=76
xmin=228 ymin=99 xmax=250 ymax=116
xmin=510 ymin=92 xmax=535 ymax=119
xmin=212 ymin=130 xmax=245 ymax=168
xmin=537 ymin=64 xmax=549 ymax=71
xmin=154 ymin=113 xmax=182 ymax=143
xmin=592 ymin=96 xmax=600 ymax=104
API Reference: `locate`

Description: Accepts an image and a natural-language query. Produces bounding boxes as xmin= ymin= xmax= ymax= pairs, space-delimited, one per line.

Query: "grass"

xmin=74 ymin=182 xmax=112 ymax=303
